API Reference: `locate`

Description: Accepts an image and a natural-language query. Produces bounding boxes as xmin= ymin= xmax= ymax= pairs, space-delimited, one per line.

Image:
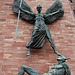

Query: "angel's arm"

xmin=43 ymin=0 xmax=64 ymax=24
xmin=44 ymin=8 xmax=64 ymax=18
xmin=12 ymin=0 xmax=36 ymax=23
xmin=20 ymin=7 xmax=36 ymax=16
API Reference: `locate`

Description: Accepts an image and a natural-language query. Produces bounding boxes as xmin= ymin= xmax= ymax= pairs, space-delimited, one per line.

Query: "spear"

xmin=14 ymin=0 xmax=23 ymax=43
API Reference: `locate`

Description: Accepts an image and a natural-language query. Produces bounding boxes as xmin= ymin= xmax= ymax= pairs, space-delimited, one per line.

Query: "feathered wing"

xmin=43 ymin=0 xmax=64 ymax=24
xmin=12 ymin=0 xmax=35 ymax=23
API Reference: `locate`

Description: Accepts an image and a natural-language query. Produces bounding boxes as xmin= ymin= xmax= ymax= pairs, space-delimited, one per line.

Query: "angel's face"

xmin=37 ymin=5 xmax=42 ymax=13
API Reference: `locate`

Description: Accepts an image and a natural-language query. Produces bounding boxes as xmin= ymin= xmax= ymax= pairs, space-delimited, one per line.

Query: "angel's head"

xmin=36 ymin=5 xmax=42 ymax=13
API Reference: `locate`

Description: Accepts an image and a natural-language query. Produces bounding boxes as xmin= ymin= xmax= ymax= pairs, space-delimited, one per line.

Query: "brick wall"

xmin=69 ymin=0 xmax=75 ymax=15
xmin=0 ymin=0 xmax=75 ymax=75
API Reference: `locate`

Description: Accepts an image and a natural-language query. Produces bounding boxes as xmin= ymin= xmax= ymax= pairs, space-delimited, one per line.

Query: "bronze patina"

xmin=12 ymin=0 xmax=64 ymax=56
xmin=18 ymin=56 xmax=71 ymax=75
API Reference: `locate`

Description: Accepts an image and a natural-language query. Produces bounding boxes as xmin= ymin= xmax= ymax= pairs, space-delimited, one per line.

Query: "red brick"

xmin=0 ymin=0 xmax=75 ymax=75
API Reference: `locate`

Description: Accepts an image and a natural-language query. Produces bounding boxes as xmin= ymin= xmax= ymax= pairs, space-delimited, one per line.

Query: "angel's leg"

xmin=18 ymin=65 xmax=40 ymax=75
xmin=26 ymin=47 xmax=31 ymax=56
xmin=48 ymin=38 xmax=61 ymax=56
xmin=46 ymin=27 xmax=61 ymax=56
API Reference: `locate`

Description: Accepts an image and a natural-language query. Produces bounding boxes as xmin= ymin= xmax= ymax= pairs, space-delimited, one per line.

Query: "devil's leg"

xmin=18 ymin=65 xmax=40 ymax=75
xmin=18 ymin=66 xmax=25 ymax=75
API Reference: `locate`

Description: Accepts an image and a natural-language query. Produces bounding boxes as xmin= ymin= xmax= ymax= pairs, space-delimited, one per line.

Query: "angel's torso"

xmin=34 ymin=14 xmax=46 ymax=30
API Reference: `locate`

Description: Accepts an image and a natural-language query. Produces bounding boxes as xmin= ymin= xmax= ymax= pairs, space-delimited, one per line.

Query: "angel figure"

xmin=12 ymin=0 xmax=64 ymax=56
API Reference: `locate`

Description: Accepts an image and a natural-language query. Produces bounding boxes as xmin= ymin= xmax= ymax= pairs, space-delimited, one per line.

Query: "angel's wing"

xmin=12 ymin=0 xmax=35 ymax=24
xmin=43 ymin=0 xmax=64 ymax=24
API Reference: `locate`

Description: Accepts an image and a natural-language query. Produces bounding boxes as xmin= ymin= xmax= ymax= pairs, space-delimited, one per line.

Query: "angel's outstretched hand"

xmin=59 ymin=8 xmax=64 ymax=12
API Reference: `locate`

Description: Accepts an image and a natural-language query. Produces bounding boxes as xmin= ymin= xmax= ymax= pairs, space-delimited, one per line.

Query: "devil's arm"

xmin=65 ymin=64 xmax=71 ymax=75
xmin=66 ymin=68 xmax=71 ymax=75
xmin=62 ymin=63 xmax=71 ymax=75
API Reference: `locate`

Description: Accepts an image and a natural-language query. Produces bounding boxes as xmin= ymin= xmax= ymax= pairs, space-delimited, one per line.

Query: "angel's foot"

xmin=26 ymin=53 xmax=30 ymax=56
xmin=54 ymin=51 xmax=61 ymax=56
xmin=26 ymin=48 xmax=31 ymax=56
xmin=26 ymin=51 xmax=30 ymax=56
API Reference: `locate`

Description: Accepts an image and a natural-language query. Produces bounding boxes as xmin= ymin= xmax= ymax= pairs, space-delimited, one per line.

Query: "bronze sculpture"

xmin=12 ymin=0 xmax=64 ymax=56
xmin=18 ymin=56 xmax=71 ymax=75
